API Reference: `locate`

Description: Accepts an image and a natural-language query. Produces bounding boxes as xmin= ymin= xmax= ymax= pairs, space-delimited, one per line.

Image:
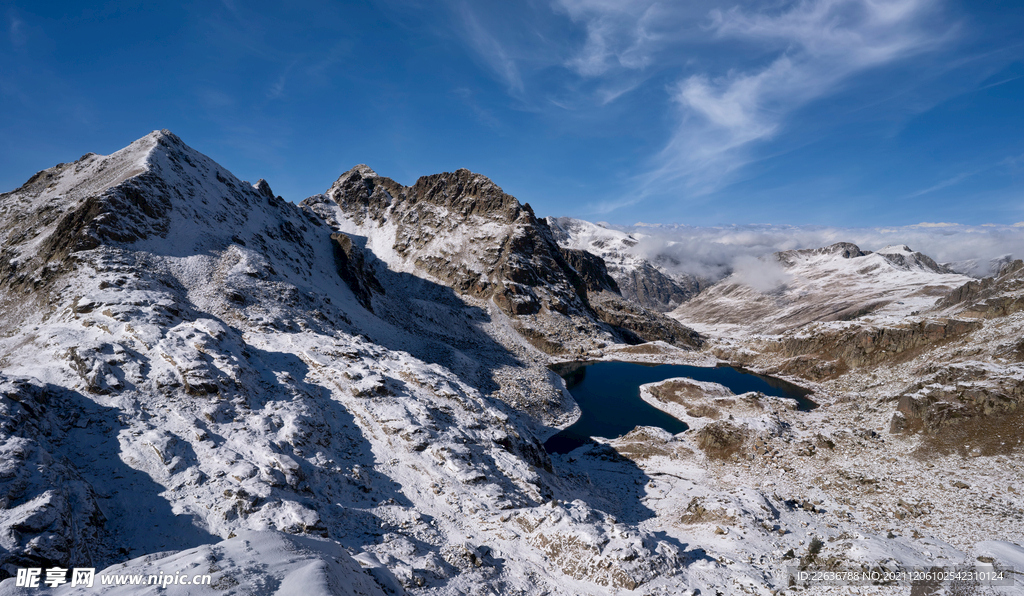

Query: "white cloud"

xmin=554 ymin=0 xmax=661 ymax=77
xmin=438 ymin=0 xmax=959 ymax=206
xmin=622 ymin=222 xmax=1024 ymax=281
xmin=648 ymin=0 xmax=951 ymax=194
xmin=458 ymin=4 xmax=524 ymax=93
xmin=731 ymin=254 xmax=792 ymax=292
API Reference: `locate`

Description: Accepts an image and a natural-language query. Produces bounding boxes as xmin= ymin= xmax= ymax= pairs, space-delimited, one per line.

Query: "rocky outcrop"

xmin=589 ymin=294 xmax=702 ymax=347
xmin=776 ymin=243 xmax=949 ymax=273
xmin=330 ymin=232 xmax=384 ymax=312
xmin=609 ymin=261 xmax=700 ymax=312
xmin=770 ymin=319 xmax=981 ymax=381
xmin=557 ymin=247 xmax=619 ymax=295
xmin=775 ymin=242 xmax=869 ymax=266
xmin=304 ymin=166 xmax=701 ymax=350
xmin=0 ymin=158 xmax=171 ymax=297
xmin=0 ymin=377 xmax=106 ymax=578
xmin=934 ymin=259 xmax=1024 ymax=319
xmin=694 ymin=421 xmax=749 ymax=460
xmin=877 ymin=247 xmax=950 ymax=273
xmin=306 ymin=166 xmax=585 ymax=319
xmin=889 ymin=365 xmax=1024 ymax=453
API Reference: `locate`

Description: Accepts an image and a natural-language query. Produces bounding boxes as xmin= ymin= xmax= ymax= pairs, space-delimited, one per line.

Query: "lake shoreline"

xmin=543 ymin=360 xmax=815 ymax=454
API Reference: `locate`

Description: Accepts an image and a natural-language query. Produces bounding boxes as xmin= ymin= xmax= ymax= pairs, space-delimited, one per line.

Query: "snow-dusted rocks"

xmin=0 ymin=531 xmax=392 ymax=595
xmin=0 ymin=377 xmax=106 ymax=577
xmin=302 ymin=165 xmax=700 ymax=354
xmin=2 ymin=130 xmax=1023 ymax=595
xmin=640 ymin=378 xmax=793 ymax=435
xmin=0 ymin=131 xmax=571 ymax=592
xmin=672 ymin=242 xmax=974 ymax=334
xmin=546 ymin=216 xmax=704 ymax=312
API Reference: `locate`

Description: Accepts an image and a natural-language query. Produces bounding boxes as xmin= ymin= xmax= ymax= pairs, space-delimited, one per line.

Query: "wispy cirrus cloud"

xmin=554 ymin=0 xmax=662 ymax=77
xmin=445 ymin=0 xmax=955 ymax=209
xmin=457 ymin=3 xmax=524 ymax=94
xmin=649 ymin=0 xmax=954 ymax=195
xmin=905 ymin=170 xmax=975 ymax=198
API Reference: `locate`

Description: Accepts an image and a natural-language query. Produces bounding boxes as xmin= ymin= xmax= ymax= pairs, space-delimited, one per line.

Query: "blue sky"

xmin=2 ymin=0 xmax=1023 ymax=227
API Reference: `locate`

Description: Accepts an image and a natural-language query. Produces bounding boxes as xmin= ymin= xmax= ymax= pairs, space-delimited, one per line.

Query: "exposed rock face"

xmin=774 ymin=242 xmax=869 ymax=265
xmin=305 ymin=167 xmax=584 ymax=320
xmin=769 ymin=319 xmax=981 ymax=381
xmin=0 ymin=138 xmax=170 ymax=298
xmin=556 ymin=247 xmax=619 ymax=295
xmin=876 ymin=246 xmax=950 ymax=273
xmin=302 ymin=166 xmax=700 ymax=350
xmin=252 ymin=178 xmax=277 ymax=201
xmin=934 ymin=259 xmax=1024 ymax=319
xmin=889 ymin=363 xmax=1024 ymax=455
xmin=330 ymin=232 xmax=384 ymax=312
xmin=612 ymin=261 xmax=701 ymax=312
xmin=588 ymin=294 xmax=702 ymax=347
xmin=0 ymin=377 xmax=106 ymax=578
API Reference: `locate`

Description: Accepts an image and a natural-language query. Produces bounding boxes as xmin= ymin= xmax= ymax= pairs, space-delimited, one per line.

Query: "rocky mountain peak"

xmin=349 ymin=163 xmax=379 ymax=177
xmin=878 ymin=244 xmax=913 ymax=253
xmin=252 ymin=178 xmax=276 ymax=200
xmin=823 ymin=241 xmax=868 ymax=258
xmin=303 ymin=164 xmax=701 ymax=349
xmin=326 ymin=165 xmax=525 ymax=226
xmin=776 ymin=242 xmax=868 ymax=264
xmin=877 ymin=244 xmax=950 ymax=273
xmin=0 ymin=130 xmax=312 ymax=308
xmin=407 ymin=168 xmax=523 ymax=221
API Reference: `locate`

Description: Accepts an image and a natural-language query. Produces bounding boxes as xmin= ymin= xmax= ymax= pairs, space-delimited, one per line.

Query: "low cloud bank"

xmin=730 ymin=255 xmax=792 ymax=292
xmin=621 ymin=223 xmax=1024 ymax=281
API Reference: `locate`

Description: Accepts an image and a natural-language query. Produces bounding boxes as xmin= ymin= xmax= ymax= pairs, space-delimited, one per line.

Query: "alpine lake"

xmin=544 ymin=361 xmax=816 ymax=454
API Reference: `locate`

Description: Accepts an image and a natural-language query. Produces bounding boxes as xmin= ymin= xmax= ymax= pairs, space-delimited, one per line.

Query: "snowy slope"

xmin=671 ymin=242 xmax=973 ymax=335
xmin=0 ymin=531 xmax=390 ymax=596
xmin=0 ymin=132 xmax=587 ymax=593
xmin=1 ymin=132 xmax=1021 ymax=596
xmin=0 ymin=132 xmax=703 ymax=594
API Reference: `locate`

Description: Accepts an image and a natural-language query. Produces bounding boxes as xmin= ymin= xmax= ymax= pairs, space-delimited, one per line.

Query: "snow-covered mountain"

xmin=670 ymin=242 xmax=974 ymax=335
xmin=301 ymin=167 xmax=701 ymax=351
xmin=2 ymin=132 xmax=1023 ymax=595
xmin=0 ymin=131 xmax=702 ymax=594
xmin=545 ymin=217 xmax=705 ymax=312
xmin=0 ymin=131 xmax=585 ymax=592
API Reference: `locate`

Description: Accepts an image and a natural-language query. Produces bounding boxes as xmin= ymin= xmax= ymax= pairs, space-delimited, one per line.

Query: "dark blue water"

xmin=544 ymin=361 xmax=815 ymax=454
